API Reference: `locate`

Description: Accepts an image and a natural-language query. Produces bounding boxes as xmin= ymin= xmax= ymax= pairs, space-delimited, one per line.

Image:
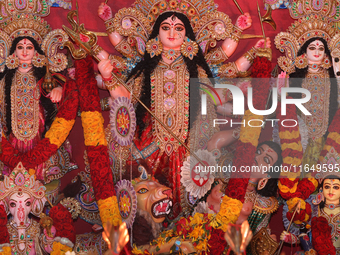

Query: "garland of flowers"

xmin=225 ymin=57 xmax=271 ymax=203
xmin=318 ymin=108 xmax=340 ymax=165
xmin=311 ymin=216 xmax=336 ymax=255
xmin=49 ymin=203 xmax=76 ymax=244
xmin=74 ymin=56 xmax=121 ymax=226
xmin=131 ymin=195 xmax=242 ymax=255
xmin=0 ymin=205 xmax=10 ymax=255
xmin=0 ymin=79 xmax=79 ymax=170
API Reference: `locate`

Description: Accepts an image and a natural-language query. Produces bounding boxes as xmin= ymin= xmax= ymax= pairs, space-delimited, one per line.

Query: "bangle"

xmin=175 ymin=239 xmax=182 ymax=251
xmin=104 ymin=78 xmax=120 ymax=91
xmin=243 ymin=47 xmax=257 ymax=63
xmin=105 ymin=17 xmax=115 ymax=34
xmin=92 ymin=44 xmax=104 ymax=56
xmin=231 ymin=26 xmax=242 ymax=43
xmin=102 ymin=75 xmax=113 ymax=81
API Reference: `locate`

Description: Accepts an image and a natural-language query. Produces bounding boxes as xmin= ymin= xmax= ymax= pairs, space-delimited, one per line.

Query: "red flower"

xmin=49 ymin=204 xmax=76 ymax=243
xmin=207 ymin=229 xmax=227 ymax=255
xmin=0 ymin=205 xmax=9 ymax=244
xmin=312 ymin=216 xmax=336 ymax=255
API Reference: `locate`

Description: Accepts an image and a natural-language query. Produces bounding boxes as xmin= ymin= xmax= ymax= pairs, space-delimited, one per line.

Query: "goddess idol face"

xmin=159 ymin=16 xmax=186 ymax=51
xmin=15 ymin=38 xmax=35 ymax=64
xmin=306 ymin=39 xmax=325 ymax=64
xmin=323 ymin=179 xmax=340 ymax=205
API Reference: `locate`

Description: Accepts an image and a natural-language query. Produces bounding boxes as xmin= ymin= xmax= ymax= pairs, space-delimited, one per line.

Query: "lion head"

xmin=134 ymin=179 xmax=173 ymax=223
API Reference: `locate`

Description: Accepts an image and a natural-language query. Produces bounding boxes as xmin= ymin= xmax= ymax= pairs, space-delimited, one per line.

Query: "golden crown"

xmin=0 ymin=0 xmax=69 ymax=73
xmin=1 ymin=14 xmax=52 ymax=45
xmin=0 ymin=0 xmax=51 ymax=23
xmin=274 ymin=0 xmax=340 ymax=73
xmin=110 ymin=0 xmax=233 ymax=55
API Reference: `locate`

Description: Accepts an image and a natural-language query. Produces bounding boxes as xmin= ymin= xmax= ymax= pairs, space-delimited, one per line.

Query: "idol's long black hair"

xmin=1 ymin=36 xmax=55 ymax=136
xmin=126 ymin=12 xmax=213 ymax=135
xmin=289 ymin=37 xmax=338 ymax=136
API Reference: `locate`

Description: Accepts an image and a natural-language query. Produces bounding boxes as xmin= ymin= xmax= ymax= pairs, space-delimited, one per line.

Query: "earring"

xmin=180 ymin=37 xmax=199 ymax=60
xmin=294 ymin=54 xmax=308 ymax=69
xmin=312 ymin=189 xmax=324 ymax=205
xmin=6 ymin=53 xmax=19 ymax=69
xmin=257 ymin=177 xmax=270 ymax=190
xmin=32 ymin=52 xmax=46 ymax=68
xmin=146 ymin=36 xmax=162 ymax=58
xmin=321 ymin=56 xmax=331 ymax=69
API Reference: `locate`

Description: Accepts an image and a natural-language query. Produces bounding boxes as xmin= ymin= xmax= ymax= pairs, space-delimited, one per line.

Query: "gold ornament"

xmin=321 ymin=56 xmax=332 ymax=69
xmin=180 ymin=37 xmax=198 ymax=60
xmin=60 ymin=197 xmax=82 ymax=219
xmin=5 ymin=53 xmax=19 ymax=69
xmin=294 ymin=54 xmax=308 ymax=69
xmin=32 ymin=52 xmax=46 ymax=68
xmin=146 ymin=36 xmax=162 ymax=58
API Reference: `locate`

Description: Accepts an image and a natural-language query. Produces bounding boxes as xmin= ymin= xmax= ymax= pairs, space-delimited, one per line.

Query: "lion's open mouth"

xmin=152 ymin=198 xmax=173 ymax=218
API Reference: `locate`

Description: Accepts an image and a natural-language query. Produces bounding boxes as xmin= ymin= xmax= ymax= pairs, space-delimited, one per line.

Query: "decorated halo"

xmin=180 ymin=150 xmax=216 ymax=199
xmin=110 ymin=97 xmax=136 ymax=146
xmin=115 ymin=179 xmax=137 ymax=228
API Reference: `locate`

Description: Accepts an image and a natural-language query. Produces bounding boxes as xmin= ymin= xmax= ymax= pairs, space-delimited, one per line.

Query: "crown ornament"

xmin=275 ymin=0 xmax=340 ymax=74
xmin=109 ymin=0 xmax=233 ymax=55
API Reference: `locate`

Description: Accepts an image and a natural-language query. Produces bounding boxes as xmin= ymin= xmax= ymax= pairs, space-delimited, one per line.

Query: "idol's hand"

xmin=254 ymin=37 xmax=271 ymax=49
xmin=98 ymin=59 xmax=114 ymax=79
xmin=236 ymin=12 xmax=252 ymax=31
xmin=49 ymin=87 xmax=63 ymax=103
xmin=277 ymin=71 xmax=289 ymax=95
xmin=98 ymin=2 xmax=113 ymax=21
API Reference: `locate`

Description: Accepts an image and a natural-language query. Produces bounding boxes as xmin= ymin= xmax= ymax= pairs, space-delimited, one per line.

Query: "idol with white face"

xmin=158 ymin=15 xmax=186 ymax=51
xmin=323 ymin=179 xmax=340 ymax=205
xmin=306 ymin=39 xmax=325 ymax=64
xmin=9 ymin=192 xmax=33 ymax=226
xmin=14 ymin=38 xmax=35 ymax=65
xmin=250 ymin=143 xmax=279 ymax=179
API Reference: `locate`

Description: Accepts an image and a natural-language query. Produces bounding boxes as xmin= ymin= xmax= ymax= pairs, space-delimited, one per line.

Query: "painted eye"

xmin=138 ymin=188 xmax=148 ymax=194
xmin=175 ymin=27 xmax=184 ymax=31
xmin=25 ymin=201 xmax=31 ymax=206
xmin=10 ymin=202 xmax=16 ymax=208
xmin=308 ymin=47 xmax=316 ymax=51
xmin=324 ymin=185 xmax=331 ymax=189
xmin=27 ymin=46 xmax=34 ymax=50
xmin=161 ymin=26 xmax=170 ymax=31
xmin=256 ymin=149 xmax=260 ymax=155
xmin=334 ymin=186 xmax=340 ymax=190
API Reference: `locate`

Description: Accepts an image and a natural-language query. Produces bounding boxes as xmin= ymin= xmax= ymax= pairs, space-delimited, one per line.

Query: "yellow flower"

xmin=0 ymin=246 xmax=11 ymax=255
xmin=120 ymin=194 xmax=131 ymax=214
xmin=279 ymin=130 xmax=300 ymax=139
xmin=98 ymin=196 xmax=122 ymax=226
xmin=51 ymin=242 xmax=72 ymax=255
xmin=195 ymin=240 xmax=209 ymax=252
xmin=131 ymin=245 xmax=144 ymax=255
xmin=81 ymin=111 xmax=107 ymax=146
xmin=45 ymin=117 xmax=75 ymax=147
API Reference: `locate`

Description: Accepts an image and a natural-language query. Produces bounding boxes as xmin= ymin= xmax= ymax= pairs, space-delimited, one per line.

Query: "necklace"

xmin=325 ymin=203 xmax=340 ymax=210
xmin=162 ymin=49 xmax=181 ymax=61
xmin=308 ymin=63 xmax=319 ymax=71
xmin=20 ymin=63 xmax=32 ymax=69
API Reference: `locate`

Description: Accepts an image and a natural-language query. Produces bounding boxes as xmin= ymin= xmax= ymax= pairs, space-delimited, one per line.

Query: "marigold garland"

xmin=50 ymin=242 xmax=72 ymax=255
xmin=312 ymin=216 xmax=336 ymax=255
xmin=225 ymin=57 xmax=271 ymax=204
xmin=75 ymin=56 xmax=121 ymax=226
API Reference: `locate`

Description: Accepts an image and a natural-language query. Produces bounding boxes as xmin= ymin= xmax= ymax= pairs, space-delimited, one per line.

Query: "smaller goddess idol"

xmin=0 ymin=1 xmax=75 ymax=184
